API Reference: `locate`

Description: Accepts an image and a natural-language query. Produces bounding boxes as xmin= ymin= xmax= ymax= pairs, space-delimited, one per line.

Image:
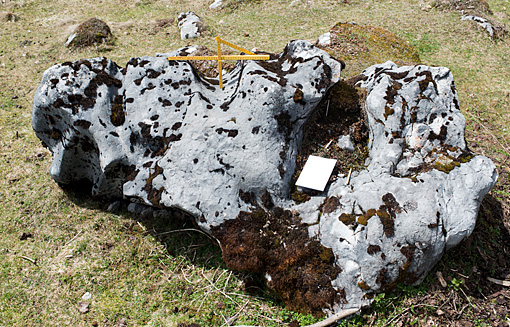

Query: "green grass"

xmin=1 ymin=0 xmax=509 ymax=325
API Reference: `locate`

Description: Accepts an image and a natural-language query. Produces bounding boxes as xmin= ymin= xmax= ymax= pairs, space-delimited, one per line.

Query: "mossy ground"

xmin=318 ymin=22 xmax=422 ymax=78
xmin=1 ymin=0 xmax=509 ymax=326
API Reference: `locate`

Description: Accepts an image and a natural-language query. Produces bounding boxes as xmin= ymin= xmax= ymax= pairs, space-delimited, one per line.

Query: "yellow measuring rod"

xmin=168 ymin=36 xmax=270 ymax=89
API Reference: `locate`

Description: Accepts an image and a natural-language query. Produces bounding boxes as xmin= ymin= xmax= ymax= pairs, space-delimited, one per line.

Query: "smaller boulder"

xmin=209 ymin=0 xmax=223 ymax=9
xmin=337 ymin=135 xmax=355 ymax=152
xmin=107 ymin=201 xmax=122 ymax=213
xmin=317 ymin=32 xmax=331 ymax=46
xmin=66 ymin=18 xmax=113 ymax=48
xmin=127 ymin=202 xmax=148 ymax=214
xmin=461 ymin=14 xmax=507 ymax=39
xmin=177 ymin=12 xmax=205 ymax=40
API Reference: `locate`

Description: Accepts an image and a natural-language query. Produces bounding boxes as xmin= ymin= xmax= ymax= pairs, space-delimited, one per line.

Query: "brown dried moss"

xmin=110 ymin=95 xmax=125 ymax=126
xmin=142 ymin=164 xmax=164 ymax=207
xmin=357 ymin=280 xmax=371 ymax=291
xmin=322 ymin=196 xmax=341 ymax=214
xmin=433 ymin=0 xmax=493 ymax=15
xmin=211 ymin=203 xmax=344 ymax=316
xmin=67 ymin=18 xmax=114 ymax=48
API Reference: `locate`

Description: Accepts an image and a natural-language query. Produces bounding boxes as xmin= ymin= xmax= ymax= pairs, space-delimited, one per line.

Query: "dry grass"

xmin=1 ymin=0 xmax=509 ymax=326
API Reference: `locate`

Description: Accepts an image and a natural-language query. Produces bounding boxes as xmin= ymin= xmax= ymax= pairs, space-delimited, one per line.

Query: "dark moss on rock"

xmin=211 ymin=205 xmax=343 ymax=316
xmin=293 ymin=88 xmax=304 ymax=103
xmin=339 ymin=213 xmax=357 ymax=226
xmin=377 ymin=193 xmax=401 ymax=237
xmin=110 ymin=94 xmax=125 ymax=126
xmin=357 ymin=280 xmax=371 ymax=291
xmin=367 ymin=244 xmax=381 ymax=255
xmin=260 ymin=189 xmax=274 ymax=209
xmin=290 ymin=188 xmax=311 ymax=204
xmin=322 ymin=196 xmax=341 ymax=214
xmin=142 ymin=164 xmax=165 ymax=207
xmin=358 ymin=208 xmax=376 ymax=226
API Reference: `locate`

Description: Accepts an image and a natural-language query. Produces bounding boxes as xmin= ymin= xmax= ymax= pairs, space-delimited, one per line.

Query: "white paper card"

xmin=295 ymin=155 xmax=337 ymax=191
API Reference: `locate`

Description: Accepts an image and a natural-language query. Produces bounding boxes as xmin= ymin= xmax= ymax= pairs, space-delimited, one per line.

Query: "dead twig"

xmin=487 ymin=277 xmax=510 ymax=287
xmin=180 ymin=267 xmax=203 ymax=284
xmin=346 ymin=168 xmax=353 ymax=185
xmin=20 ymin=255 xmax=37 ymax=265
xmin=384 ymin=304 xmax=440 ymax=326
xmin=305 ymin=308 xmax=359 ymax=327
xmin=201 ymin=269 xmax=238 ymax=304
xmin=222 ymin=300 xmax=250 ymax=327
xmin=223 ymin=270 xmax=233 ymax=294
xmin=63 ymin=230 xmax=82 ymax=247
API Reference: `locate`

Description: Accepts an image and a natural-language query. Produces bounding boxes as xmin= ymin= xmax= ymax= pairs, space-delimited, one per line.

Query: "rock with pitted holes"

xmin=33 ymin=41 xmax=496 ymax=316
xmin=292 ymin=61 xmax=497 ymax=311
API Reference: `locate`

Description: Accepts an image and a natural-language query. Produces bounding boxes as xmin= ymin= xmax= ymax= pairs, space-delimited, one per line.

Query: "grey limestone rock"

xmin=177 ymin=11 xmax=205 ymax=40
xmin=32 ymin=40 xmax=496 ymax=315
xmin=32 ymin=40 xmax=342 ymax=229
xmin=209 ymin=0 xmax=223 ymax=9
xmin=337 ymin=135 xmax=354 ymax=152
xmin=292 ymin=61 xmax=497 ymax=311
xmin=107 ymin=200 xmax=122 ymax=213
xmin=461 ymin=14 xmax=507 ymax=39
xmin=462 ymin=14 xmax=496 ymax=37
xmin=317 ymin=32 xmax=332 ymax=46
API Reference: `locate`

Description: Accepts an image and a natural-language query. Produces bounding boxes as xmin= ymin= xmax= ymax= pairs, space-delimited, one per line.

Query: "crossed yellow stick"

xmin=168 ymin=36 xmax=270 ymax=89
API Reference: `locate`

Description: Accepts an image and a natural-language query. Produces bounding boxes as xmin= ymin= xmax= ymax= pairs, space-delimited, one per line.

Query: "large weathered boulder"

xmin=32 ymin=39 xmax=343 ymax=229
xmin=32 ymin=41 xmax=497 ymax=316
xmin=432 ymin=0 xmax=507 ymax=39
xmin=433 ymin=0 xmax=493 ymax=15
